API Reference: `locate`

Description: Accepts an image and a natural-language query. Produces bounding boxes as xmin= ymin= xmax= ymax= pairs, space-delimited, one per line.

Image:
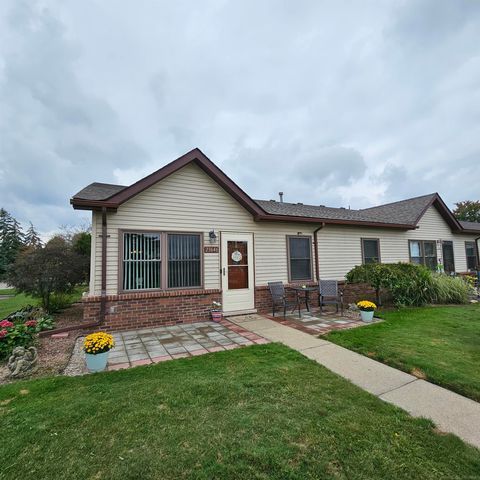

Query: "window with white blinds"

xmin=122 ymin=231 xmax=202 ymax=291
xmin=168 ymin=234 xmax=201 ymax=288
xmin=123 ymin=233 xmax=161 ymax=290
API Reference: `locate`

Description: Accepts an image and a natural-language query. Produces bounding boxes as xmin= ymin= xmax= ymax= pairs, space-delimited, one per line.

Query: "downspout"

xmin=313 ymin=223 xmax=325 ymax=282
xmin=40 ymin=208 xmax=108 ymax=336
xmin=99 ymin=207 xmax=108 ymax=323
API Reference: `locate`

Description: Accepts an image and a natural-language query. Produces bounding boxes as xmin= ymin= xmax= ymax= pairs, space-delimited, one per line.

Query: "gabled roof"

xmin=71 ymin=148 xmax=480 ymax=233
xmin=71 ymin=148 xmax=266 ymax=217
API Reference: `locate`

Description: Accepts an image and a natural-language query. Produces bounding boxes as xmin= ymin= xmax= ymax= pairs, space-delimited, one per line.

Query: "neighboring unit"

xmin=71 ymin=149 xmax=480 ymax=330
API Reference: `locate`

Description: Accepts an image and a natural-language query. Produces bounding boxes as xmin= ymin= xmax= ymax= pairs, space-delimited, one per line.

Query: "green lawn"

xmin=0 ymin=286 xmax=87 ymax=319
xmin=0 ymin=292 xmax=38 ymax=319
xmin=1 ymin=344 xmax=479 ymax=479
xmin=327 ymin=305 xmax=480 ymax=401
xmin=0 ymin=288 xmax=16 ymax=295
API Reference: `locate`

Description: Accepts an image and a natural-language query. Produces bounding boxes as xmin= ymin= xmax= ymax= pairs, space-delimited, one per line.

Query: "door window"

xmin=227 ymin=241 xmax=248 ymax=289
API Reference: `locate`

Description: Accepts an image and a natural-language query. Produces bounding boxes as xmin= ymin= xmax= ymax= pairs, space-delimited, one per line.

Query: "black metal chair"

xmin=268 ymin=281 xmax=296 ymax=318
xmin=319 ymin=280 xmax=344 ymax=315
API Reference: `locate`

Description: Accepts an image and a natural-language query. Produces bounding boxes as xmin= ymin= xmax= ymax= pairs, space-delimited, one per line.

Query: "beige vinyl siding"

xmin=317 ymin=206 xmax=479 ymax=280
xmin=88 ymin=162 xmax=478 ymax=294
xmin=90 ymin=163 xmax=317 ymax=295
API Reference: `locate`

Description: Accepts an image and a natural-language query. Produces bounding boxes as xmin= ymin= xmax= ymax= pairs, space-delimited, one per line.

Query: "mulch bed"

xmin=0 ymin=303 xmax=91 ymax=384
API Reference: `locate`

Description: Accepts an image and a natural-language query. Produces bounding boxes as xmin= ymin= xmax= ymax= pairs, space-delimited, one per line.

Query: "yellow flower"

xmin=83 ymin=331 xmax=115 ymax=355
xmin=357 ymin=300 xmax=377 ymax=311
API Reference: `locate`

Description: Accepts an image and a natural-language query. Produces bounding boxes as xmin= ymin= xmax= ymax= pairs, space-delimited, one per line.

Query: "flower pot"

xmin=211 ymin=311 xmax=222 ymax=322
xmin=360 ymin=310 xmax=374 ymax=323
xmin=85 ymin=351 xmax=109 ymax=372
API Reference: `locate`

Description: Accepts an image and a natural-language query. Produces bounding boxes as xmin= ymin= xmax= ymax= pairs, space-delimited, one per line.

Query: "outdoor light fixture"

xmin=209 ymin=229 xmax=217 ymax=244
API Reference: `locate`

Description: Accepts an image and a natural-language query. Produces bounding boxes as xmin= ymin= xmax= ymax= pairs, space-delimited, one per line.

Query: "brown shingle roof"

xmin=70 ymin=148 xmax=479 ymax=233
xmin=459 ymin=220 xmax=480 ymax=233
xmin=254 ymin=194 xmax=439 ymax=226
xmin=72 ymin=182 xmax=126 ymax=201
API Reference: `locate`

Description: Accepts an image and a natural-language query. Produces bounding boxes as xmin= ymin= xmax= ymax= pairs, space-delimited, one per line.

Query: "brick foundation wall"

xmin=83 ymin=281 xmax=387 ymax=332
xmin=254 ymin=282 xmax=317 ymax=314
xmin=83 ymin=289 xmax=222 ymax=331
xmin=255 ymin=282 xmax=387 ymax=313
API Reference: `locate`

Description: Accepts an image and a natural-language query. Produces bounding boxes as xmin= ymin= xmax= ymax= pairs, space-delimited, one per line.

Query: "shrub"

xmin=346 ymin=263 xmax=469 ymax=307
xmin=0 ymin=321 xmax=37 ymax=358
xmin=6 ymin=237 xmax=88 ymax=312
xmin=0 ymin=305 xmax=55 ymax=358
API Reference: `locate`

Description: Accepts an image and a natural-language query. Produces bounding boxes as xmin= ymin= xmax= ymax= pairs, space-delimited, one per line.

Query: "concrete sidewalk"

xmin=232 ymin=315 xmax=480 ymax=449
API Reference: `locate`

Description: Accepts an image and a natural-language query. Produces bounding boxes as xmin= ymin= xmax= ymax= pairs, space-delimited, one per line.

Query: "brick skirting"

xmin=83 ymin=289 xmax=222 ymax=331
xmin=83 ymin=282 xmax=383 ymax=332
xmin=255 ymin=282 xmax=384 ymax=315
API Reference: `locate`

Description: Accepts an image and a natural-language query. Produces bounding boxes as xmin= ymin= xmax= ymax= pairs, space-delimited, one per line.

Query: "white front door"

xmin=221 ymin=232 xmax=255 ymax=314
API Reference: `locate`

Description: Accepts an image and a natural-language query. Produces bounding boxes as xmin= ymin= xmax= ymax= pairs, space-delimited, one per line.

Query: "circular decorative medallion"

xmin=231 ymin=250 xmax=243 ymax=262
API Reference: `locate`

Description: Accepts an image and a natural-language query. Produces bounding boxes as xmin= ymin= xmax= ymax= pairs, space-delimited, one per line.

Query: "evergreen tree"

xmin=24 ymin=221 xmax=43 ymax=248
xmin=0 ymin=208 xmax=25 ymax=278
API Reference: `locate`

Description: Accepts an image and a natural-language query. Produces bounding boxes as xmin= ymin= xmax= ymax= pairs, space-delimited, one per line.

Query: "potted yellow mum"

xmin=357 ymin=300 xmax=377 ymax=323
xmin=83 ymin=331 xmax=115 ymax=372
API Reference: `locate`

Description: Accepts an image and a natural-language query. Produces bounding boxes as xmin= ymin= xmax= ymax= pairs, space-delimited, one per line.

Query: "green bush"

xmin=0 ymin=305 xmax=55 ymax=358
xmin=346 ymin=263 xmax=469 ymax=307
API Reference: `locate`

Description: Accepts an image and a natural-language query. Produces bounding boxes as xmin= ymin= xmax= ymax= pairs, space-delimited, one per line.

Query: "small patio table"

xmin=289 ymin=286 xmax=317 ymax=318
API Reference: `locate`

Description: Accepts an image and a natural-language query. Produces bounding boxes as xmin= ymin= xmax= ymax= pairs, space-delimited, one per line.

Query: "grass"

xmin=326 ymin=304 xmax=480 ymax=401
xmin=0 ymin=292 xmax=38 ymax=319
xmin=0 ymin=288 xmax=16 ymax=295
xmin=0 ymin=286 xmax=87 ymax=320
xmin=1 ymin=344 xmax=479 ymax=479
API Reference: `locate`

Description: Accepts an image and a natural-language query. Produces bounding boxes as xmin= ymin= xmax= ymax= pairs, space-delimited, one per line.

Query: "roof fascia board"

xmin=254 ymin=213 xmax=415 ymax=229
xmin=73 ymin=148 xmax=265 ymax=217
xmin=413 ymin=193 xmax=463 ymax=232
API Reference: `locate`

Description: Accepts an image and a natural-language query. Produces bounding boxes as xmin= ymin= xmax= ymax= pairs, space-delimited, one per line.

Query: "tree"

xmin=24 ymin=222 xmax=43 ymax=249
xmin=6 ymin=237 xmax=88 ymax=312
xmin=453 ymin=200 xmax=480 ymax=223
xmin=0 ymin=208 xmax=25 ymax=278
xmin=72 ymin=231 xmax=91 ymax=256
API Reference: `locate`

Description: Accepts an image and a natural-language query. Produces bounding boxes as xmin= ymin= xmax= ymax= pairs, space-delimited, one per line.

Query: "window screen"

xmin=167 ymin=234 xmax=201 ymax=288
xmin=288 ymin=237 xmax=312 ymax=281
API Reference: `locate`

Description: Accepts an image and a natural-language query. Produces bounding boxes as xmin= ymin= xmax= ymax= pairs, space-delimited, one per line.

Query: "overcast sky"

xmin=1 ymin=0 xmax=479 ymax=236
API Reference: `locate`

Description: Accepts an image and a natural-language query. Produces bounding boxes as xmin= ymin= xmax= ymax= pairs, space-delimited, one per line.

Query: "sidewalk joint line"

xmin=377 ymin=378 xmax=419 ymax=398
xmin=299 ymin=344 xmax=330 ymax=351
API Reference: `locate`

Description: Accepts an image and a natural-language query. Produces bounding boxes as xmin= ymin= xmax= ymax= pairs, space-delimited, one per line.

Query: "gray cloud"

xmin=0 ymin=0 xmax=479 ymax=236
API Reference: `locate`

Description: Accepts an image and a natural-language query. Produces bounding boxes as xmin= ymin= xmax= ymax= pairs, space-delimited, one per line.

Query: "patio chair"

xmin=318 ymin=280 xmax=344 ymax=315
xmin=268 ymin=281 xmax=297 ymax=318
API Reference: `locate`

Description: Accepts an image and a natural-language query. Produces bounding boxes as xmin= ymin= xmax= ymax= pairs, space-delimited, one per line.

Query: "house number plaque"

xmin=204 ymin=246 xmax=219 ymax=253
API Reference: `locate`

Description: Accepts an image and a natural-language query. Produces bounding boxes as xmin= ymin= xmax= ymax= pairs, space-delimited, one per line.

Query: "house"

xmin=71 ymin=148 xmax=480 ymax=330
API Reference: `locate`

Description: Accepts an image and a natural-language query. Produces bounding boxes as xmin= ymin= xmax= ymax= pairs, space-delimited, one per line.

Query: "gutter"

xmin=313 ymin=223 xmax=325 ymax=282
xmin=40 ymin=208 xmax=108 ymax=337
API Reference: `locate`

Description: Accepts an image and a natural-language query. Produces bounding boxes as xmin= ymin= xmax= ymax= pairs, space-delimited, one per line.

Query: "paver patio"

xmin=66 ymin=319 xmax=269 ymax=374
xmin=265 ymin=307 xmax=381 ymax=335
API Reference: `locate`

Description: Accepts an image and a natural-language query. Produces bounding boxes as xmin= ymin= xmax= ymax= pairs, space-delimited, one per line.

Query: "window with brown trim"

xmin=167 ymin=234 xmax=201 ymax=288
xmin=465 ymin=241 xmax=478 ymax=271
xmin=361 ymin=238 xmax=380 ymax=264
xmin=122 ymin=231 xmax=202 ymax=291
xmin=409 ymin=240 xmax=437 ymax=270
xmin=123 ymin=232 xmax=161 ymax=290
xmin=288 ymin=236 xmax=312 ymax=281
